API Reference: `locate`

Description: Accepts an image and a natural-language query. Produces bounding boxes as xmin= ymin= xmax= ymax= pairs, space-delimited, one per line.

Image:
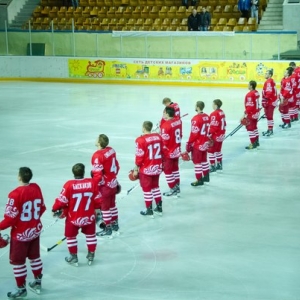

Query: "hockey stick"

xmin=224 ymin=113 xmax=266 ymax=141
xmin=46 ymin=237 xmax=67 ymax=252
xmin=152 ymin=113 xmax=189 ymax=132
xmin=127 ymin=183 xmax=139 ymax=195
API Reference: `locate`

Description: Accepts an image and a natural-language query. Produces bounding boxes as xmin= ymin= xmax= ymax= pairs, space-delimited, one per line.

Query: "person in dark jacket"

xmin=188 ymin=9 xmax=200 ymax=31
xmin=199 ymin=7 xmax=211 ymax=31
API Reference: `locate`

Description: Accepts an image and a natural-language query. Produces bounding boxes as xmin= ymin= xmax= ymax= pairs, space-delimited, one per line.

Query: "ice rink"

xmin=0 ymin=81 xmax=299 ymax=300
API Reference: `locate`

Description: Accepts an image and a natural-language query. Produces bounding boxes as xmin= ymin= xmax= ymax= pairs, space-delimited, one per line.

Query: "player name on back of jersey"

xmin=72 ymin=182 xmax=92 ymax=190
xmin=145 ymin=135 xmax=160 ymax=142
xmin=170 ymin=119 xmax=181 ymax=127
xmin=104 ymin=148 xmax=115 ymax=158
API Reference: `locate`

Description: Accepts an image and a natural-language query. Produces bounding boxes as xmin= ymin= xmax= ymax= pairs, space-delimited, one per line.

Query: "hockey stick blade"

xmin=47 ymin=237 xmax=66 ymax=252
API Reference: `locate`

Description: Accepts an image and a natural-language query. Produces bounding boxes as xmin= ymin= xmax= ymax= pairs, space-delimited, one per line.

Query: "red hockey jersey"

xmin=0 ymin=183 xmax=46 ymax=242
xmin=160 ymin=117 xmax=182 ymax=159
xmin=52 ymin=178 xmax=101 ymax=227
xmin=160 ymin=102 xmax=181 ymax=129
xmin=209 ymin=109 xmax=226 ymax=142
xmin=262 ymin=78 xmax=277 ymax=106
xmin=91 ymin=146 xmax=120 ymax=189
xmin=187 ymin=113 xmax=210 ymax=151
xmin=135 ymin=133 xmax=163 ymax=175
xmin=245 ymin=89 xmax=260 ymax=119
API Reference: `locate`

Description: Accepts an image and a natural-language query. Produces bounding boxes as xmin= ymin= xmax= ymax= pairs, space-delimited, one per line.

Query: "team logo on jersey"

xmin=5 ymin=205 xmax=18 ymax=218
xmin=135 ymin=147 xmax=144 ymax=157
xmin=170 ymin=148 xmax=181 ymax=158
xmin=144 ymin=165 xmax=162 ymax=175
xmin=17 ymin=224 xmax=42 ymax=241
xmin=72 ymin=217 xmax=93 ymax=226
xmin=191 ymin=125 xmax=199 ymax=133
xmin=161 ymin=133 xmax=170 ymax=140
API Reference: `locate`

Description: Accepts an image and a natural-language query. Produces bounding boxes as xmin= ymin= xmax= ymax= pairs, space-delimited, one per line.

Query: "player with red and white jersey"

xmin=91 ymin=134 xmax=120 ymax=238
xmin=159 ymin=97 xmax=181 ymax=130
xmin=208 ymin=99 xmax=226 ymax=173
xmin=134 ymin=121 xmax=163 ymax=217
xmin=279 ymin=67 xmax=293 ymax=129
xmin=186 ymin=101 xmax=210 ymax=187
xmin=160 ymin=106 xmax=182 ymax=197
xmin=0 ymin=167 xmax=46 ymax=298
xmin=289 ymin=62 xmax=300 ymax=121
xmin=261 ymin=69 xmax=278 ymax=137
xmin=243 ymin=80 xmax=260 ymax=150
xmin=52 ymin=163 xmax=101 ymax=266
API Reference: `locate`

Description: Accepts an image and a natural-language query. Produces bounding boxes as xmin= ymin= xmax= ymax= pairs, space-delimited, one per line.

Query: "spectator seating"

xmin=23 ymin=0 xmax=264 ymax=31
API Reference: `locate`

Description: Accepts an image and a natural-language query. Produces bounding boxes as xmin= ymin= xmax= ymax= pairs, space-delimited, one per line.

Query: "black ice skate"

xmin=153 ymin=201 xmax=163 ymax=216
xmin=216 ymin=162 xmax=223 ymax=172
xmin=163 ymin=187 xmax=177 ymax=197
xmin=65 ymin=253 xmax=78 ymax=267
xmin=96 ymin=225 xmax=113 ymax=239
xmin=112 ymin=220 xmax=120 ymax=236
xmin=245 ymin=143 xmax=257 ymax=150
xmin=280 ymin=123 xmax=291 ymax=129
xmin=29 ymin=274 xmax=43 ymax=295
xmin=7 ymin=285 xmax=27 ymax=299
xmin=265 ymin=129 xmax=273 ymax=137
xmin=86 ymin=251 xmax=95 ymax=266
xmin=140 ymin=205 xmax=154 ymax=218
xmin=175 ymin=184 xmax=181 ymax=197
xmin=203 ymin=173 xmax=210 ymax=184
xmin=209 ymin=164 xmax=216 ymax=173
xmin=191 ymin=178 xmax=204 ymax=186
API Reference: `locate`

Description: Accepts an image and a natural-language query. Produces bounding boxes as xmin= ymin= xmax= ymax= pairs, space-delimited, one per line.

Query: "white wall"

xmin=7 ymin=0 xmax=26 ymax=23
xmin=283 ymin=1 xmax=300 ymax=41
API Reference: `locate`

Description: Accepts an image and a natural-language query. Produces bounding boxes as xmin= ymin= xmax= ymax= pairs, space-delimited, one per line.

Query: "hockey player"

xmin=91 ymin=134 xmax=120 ymax=238
xmin=207 ymin=99 xmax=226 ymax=173
xmin=186 ymin=101 xmax=210 ymax=186
xmin=160 ymin=106 xmax=182 ymax=197
xmin=52 ymin=163 xmax=101 ymax=266
xmin=243 ymin=80 xmax=260 ymax=149
xmin=279 ymin=67 xmax=293 ymax=129
xmin=134 ymin=121 xmax=163 ymax=216
xmin=159 ymin=97 xmax=181 ymax=130
xmin=0 ymin=167 xmax=46 ymax=298
xmin=289 ymin=62 xmax=300 ymax=121
xmin=261 ymin=69 xmax=278 ymax=137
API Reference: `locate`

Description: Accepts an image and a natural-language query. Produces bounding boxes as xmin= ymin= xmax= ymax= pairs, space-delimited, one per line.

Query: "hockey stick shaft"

xmin=127 ymin=183 xmax=139 ymax=195
xmin=224 ymin=112 xmax=266 ymax=141
xmin=41 ymin=218 xmax=59 ymax=234
xmin=152 ymin=113 xmax=189 ymax=132
xmin=47 ymin=237 xmax=66 ymax=252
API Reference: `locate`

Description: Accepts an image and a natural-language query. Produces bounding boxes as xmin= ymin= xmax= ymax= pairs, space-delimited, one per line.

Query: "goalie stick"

xmin=152 ymin=113 xmax=189 ymax=132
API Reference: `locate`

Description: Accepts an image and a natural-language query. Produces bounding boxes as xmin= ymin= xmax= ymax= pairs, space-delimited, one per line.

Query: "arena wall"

xmin=0 ymin=56 xmax=299 ymax=88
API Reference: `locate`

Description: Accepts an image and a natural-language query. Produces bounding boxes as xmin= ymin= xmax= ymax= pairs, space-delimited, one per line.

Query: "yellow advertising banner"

xmin=68 ymin=58 xmax=289 ymax=85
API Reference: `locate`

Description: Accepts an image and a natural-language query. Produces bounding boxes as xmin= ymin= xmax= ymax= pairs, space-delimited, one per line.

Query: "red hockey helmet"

xmin=0 ymin=233 xmax=9 ymax=248
xmin=128 ymin=170 xmax=139 ymax=181
xmin=180 ymin=152 xmax=191 ymax=161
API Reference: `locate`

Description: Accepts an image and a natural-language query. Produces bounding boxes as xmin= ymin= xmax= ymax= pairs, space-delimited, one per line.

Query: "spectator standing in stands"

xmin=182 ymin=0 xmax=189 ymax=9
xmin=199 ymin=7 xmax=211 ymax=31
xmin=250 ymin=0 xmax=259 ymax=24
xmin=72 ymin=0 xmax=79 ymax=8
xmin=238 ymin=0 xmax=251 ymax=18
xmin=188 ymin=9 xmax=200 ymax=31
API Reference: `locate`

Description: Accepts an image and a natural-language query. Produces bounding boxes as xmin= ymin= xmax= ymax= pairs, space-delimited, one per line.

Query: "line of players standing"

xmin=242 ymin=62 xmax=300 ymax=150
xmin=1 ymin=62 xmax=299 ymax=299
